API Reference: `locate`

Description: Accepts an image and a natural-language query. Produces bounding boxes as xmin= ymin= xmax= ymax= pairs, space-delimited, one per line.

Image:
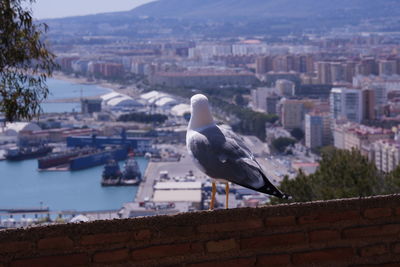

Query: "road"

xmin=135 ymin=146 xmax=206 ymax=202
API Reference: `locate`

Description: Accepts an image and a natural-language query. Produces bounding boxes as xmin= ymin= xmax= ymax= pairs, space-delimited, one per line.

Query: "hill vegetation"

xmin=272 ymin=148 xmax=398 ymax=204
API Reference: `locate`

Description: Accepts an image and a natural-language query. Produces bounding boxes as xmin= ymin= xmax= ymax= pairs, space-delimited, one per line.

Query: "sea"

xmin=0 ymin=78 xmax=147 ymax=212
xmin=41 ymin=78 xmax=112 ymax=113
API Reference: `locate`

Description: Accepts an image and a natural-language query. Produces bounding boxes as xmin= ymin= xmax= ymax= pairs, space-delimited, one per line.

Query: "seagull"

xmin=186 ymin=94 xmax=291 ymax=210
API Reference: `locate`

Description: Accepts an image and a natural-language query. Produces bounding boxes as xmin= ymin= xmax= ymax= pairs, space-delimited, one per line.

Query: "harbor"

xmin=0 ymin=156 xmax=148 ymax=213
xmin=0 ymin=77 xmax=279 ymax=228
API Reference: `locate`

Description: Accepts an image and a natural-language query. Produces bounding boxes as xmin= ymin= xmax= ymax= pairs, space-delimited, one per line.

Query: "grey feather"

xmin=187 ymin=124 xmax=286 ymax=198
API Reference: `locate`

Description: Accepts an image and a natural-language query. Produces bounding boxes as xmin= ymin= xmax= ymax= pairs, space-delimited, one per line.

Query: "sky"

xmin=31 ymin=0 xmax=155 ymax=19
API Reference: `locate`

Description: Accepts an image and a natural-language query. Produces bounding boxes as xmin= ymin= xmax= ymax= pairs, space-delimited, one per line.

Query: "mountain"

xmin=128 ymin=0 xmax=400 ymax=20
xmin=44 ymin=0 xmax=400 ymax=39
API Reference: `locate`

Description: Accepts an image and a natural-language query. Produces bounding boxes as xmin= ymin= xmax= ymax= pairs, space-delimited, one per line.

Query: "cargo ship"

xmin=120 ymin=154 xmax=142 ymax=185
xmin=70 ymin=147 xmax=128 ymax=171
xmin=5 ymin=146 xmax=52 ymax=161
xmin=38 ymin=147 xmax=95 ymax=170
xmin=101 ymin=160 xmax=122 ymax=186
xmin=38 ymin=146 xmax=128 ymax=171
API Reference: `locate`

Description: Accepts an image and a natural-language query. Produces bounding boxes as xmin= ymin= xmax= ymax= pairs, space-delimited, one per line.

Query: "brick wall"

xmin=2 ymin=194 xmax=400 ymax=266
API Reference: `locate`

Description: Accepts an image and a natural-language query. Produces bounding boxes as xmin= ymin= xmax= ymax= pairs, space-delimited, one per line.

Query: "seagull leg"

xmin=210 ymin=181 xmax=216 ymax=210
xmin=225 ymin=182 xmax=229 ymax=209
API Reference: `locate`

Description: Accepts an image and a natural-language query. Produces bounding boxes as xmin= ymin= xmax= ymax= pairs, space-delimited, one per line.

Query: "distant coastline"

xmin=51 ymin=72 xmax=140 ymax=100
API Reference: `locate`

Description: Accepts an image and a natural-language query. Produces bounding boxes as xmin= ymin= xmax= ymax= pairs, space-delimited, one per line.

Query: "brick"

xmin=38 ymin=236 xmax=74 ymax=250
xmin=309 ymin=230 xmax=340 ymax=243
xmin=241 ymin=232 xmax=305 ymax=250
xmin=359 ymin=244 xmax=388 ymax=257
xmin=343 ymin=224 xmax=400 ymax=239
xmin=0 ymin=241 xmax=33 ymax=254
xmin=292 ymin=247 xmax=354 ymax=264
xmin=131 ymin=243 xmax=202 ymax=261
xmin=197 ymin=219 xmax=263 ymax=233
xmin=265 ymin=216 xmax=296 ymax=227
xmin=363 ymin=208 xmax=392 ymax=219
xmin=80 ymin=232 xmax=131 ymax=245
xmin=299 ymin=210 xmax=359 ymax=224
xmin=134 ymin=229 xmax=152 ymax=240
xmin=352 ymin=263 xmax=400 ymax=267
xmin=393 ymin=242 xmax=400 ymax=254
xmin=161 ymin=226 xmax=193 ymax=237
xmin=188 ymin=258 xmax=256 ymax=267
xmin=206 ymin=239 xmax=237 ymax=253
xmin=10 ymin=253 xmax=88 ymax=267
xmin=256 ymin=254 xmax=290 ymax=266
xmin=93 ymin=249 xmax=129 ymax=263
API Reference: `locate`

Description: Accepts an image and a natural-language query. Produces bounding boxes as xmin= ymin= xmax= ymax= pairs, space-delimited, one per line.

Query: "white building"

xmin=330 ymin=87 xmax=363 ymax=123
xmin=1 ymin=122 xmax=41 ymax=136
xmin=373 ymin=140 xmax=400 ymax=173
xmin=251 ymin=87 xmax=278 ymax=112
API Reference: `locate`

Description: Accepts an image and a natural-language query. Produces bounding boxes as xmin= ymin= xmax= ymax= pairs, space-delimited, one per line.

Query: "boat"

xmin=38 ymin=147 xmax=94 ymax=170
xmin=38 ymin=146 xmax=128 ymax=171
xmin=69 ymin=146 xmax=128 ymax=171
xmin=101 ymin=160 xmax=122 ymax=186
xmin=5 ymin=146 xmax=52 ymax=161
xmin=120 ymin=154 xmax=142 ymax=185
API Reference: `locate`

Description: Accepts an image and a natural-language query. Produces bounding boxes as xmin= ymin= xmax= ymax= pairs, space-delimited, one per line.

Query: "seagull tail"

xmin=257 ymin=172 xmax=292 ymax=200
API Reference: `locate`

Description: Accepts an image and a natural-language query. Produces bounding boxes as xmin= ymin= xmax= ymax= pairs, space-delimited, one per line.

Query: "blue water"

xmin=0 ymin=158 xmax=148 ymax=212
xmin=1 ymin=79 xmax=145 ymax=212
xmin=41 ymin=78 xmax=111 ymax=113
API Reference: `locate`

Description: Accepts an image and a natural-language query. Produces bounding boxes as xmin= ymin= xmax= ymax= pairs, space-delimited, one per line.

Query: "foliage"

xmin=117 ymin=112 xmax=168 ymax=124
xmin=384 ymin=165 xmax=400 ymax=194
xmin=272 ymin=148 xmax=384 ymax=204
xmin=232 ymin=94 xmax=246 ymax=106
xmin=0 ymin=0 xmax=57 ymax=121
xmin=271 ymin=137 xmax=296 ymax=153
xmin=290 ymin=127 xmax=304 ymax=141
xmin=208 ymin=97 xmax=278 ymax=140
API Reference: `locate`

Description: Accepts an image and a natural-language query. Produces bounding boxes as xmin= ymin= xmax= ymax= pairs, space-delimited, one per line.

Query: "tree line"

xmin=271 ymin=147 xmax=400 ymax=204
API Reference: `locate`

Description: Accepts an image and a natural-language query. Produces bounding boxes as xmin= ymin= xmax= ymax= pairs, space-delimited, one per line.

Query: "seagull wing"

xmin=188 ymin=125 xmax=287 ymax=198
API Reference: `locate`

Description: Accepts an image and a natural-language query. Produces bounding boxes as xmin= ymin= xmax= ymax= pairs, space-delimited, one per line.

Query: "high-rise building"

xmin=265 ymin=95 xmax=281 ymax=115
xmin=330 ymin=62 xmax=345 ymax=83
xmin=281 ymin=100 xmax=305 ymax=129
xmin=330 ymin=87 xmax=363 ymax=123
xmin=276 ymin=79 xmax=295 ymax=96
xmin=251 ymin=87 xmax=277 ymax=112
xmin=362 ymin=89 xmax=376 ymax=121
xmin=356 ymin=57 xmax=378 ymax=76
xmin=256 ymin=56 xmax=274 ymax=74
xmin=344 ymin=62 xmax=356 ymax=83
xmin=317 ymin=62 xmax=332 ymax=84
xmin=379 ymin=60 xmax=397 ymax=76
xmin=299 ymin=55 xmax=314 ymax=74
xmin=305 ymin=114 xmax=322 ymax=148
xmin=305 ymin=113 xmax=332 ymax=149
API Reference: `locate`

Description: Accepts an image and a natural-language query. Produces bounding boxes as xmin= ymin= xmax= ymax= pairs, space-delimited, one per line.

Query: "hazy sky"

xmin=31 ymin=0 xmax=155 ymax=19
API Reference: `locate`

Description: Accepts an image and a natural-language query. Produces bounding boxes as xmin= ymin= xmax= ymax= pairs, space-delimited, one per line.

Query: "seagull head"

xmin=188 ymin=94 xmax=215 ymax=130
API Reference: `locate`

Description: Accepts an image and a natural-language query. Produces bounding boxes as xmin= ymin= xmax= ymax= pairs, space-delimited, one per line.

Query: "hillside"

xmin=43 ymin=0 xmax=400 ymax=39
xmin=129 ymin=0 xmax=400 ymax=19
